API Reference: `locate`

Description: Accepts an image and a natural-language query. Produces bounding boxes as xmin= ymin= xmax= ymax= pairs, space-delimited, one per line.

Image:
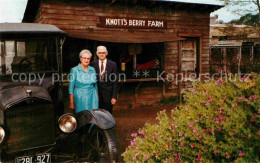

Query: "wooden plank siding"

xmin=33 ymin=2 xmax=211 ymax=108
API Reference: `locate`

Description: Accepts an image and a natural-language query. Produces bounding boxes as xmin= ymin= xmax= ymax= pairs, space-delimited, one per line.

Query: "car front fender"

xmin=76 ymin=109 xmax=116 ymax=130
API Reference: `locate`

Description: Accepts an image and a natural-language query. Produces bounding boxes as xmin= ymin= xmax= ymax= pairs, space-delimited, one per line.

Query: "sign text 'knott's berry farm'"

xmin=98 ymin=17 xmax=167 ymax=29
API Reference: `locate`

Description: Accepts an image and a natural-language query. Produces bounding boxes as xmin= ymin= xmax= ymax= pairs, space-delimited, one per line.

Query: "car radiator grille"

xmin=4 ymin=101 xmax=56 ymax=153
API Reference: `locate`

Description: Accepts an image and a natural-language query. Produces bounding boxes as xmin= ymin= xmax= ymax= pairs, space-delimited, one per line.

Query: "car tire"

xmin=87 ymin=126 xmax=118 ymax=163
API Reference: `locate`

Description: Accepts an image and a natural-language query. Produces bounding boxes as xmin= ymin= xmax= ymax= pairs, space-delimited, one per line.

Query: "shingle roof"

xmin=23 ymin=0 xmax=223 ymax=23
xmin=151 ymin=0 xmax=223 ymax=6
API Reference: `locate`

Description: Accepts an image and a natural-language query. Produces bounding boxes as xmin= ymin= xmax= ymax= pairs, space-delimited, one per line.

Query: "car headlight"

xmin=58 ymin=114 xmax=77 ymax=133
xmin=0 ymin=126 xmax=5 ymax=143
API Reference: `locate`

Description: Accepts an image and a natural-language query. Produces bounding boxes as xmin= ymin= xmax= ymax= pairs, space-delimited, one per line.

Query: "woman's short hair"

xmin=79 ymin=49 xmax=92 ymax=58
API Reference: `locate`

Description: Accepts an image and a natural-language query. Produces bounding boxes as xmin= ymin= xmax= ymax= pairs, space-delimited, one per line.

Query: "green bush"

xmin=122 ymin=73 xmax=260 ymax=162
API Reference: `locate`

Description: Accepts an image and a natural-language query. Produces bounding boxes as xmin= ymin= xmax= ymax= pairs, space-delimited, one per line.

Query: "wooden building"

xmin=209 ymin=17 xmax=260 ymax=74
xmin=23 ymin=0 xmax=222 ymax=109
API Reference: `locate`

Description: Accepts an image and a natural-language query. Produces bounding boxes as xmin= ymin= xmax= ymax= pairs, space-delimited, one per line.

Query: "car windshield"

xmin=0 ymin=37 xmax=57 ymax=75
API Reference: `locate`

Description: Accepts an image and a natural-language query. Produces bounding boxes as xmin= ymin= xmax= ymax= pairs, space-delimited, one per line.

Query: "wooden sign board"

xmin=98 ymin=17 xmax=167 ymax=29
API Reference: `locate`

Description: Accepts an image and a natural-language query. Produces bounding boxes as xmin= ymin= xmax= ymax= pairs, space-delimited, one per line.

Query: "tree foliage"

xmin=219 ymin=0 xmax=260 ymax=15
xmin=230 ymin=13 xmax=260 ymax=26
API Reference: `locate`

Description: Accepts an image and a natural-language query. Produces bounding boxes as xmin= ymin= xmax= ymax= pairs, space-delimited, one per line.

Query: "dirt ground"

xmin=113 ymin=105 xmax=173 ymax=162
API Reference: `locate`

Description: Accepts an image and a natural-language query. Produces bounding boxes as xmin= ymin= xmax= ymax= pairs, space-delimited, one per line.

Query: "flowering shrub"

xmin=122 ymin=73 xmax=260 ymax=162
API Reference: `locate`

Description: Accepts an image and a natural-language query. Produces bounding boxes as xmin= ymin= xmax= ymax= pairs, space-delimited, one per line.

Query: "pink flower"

xmin=251 ymin=117 xmax=255 ymax=122
xmin=203 ymin=129 xmax=207 ymax=133
xmin=214 ymin=150 xmax=218 ymax=154
xmin=239 ymin=96 xmax=244 ymax=100
xmin=179 ymin=132 xmax=183 ymax=136
xmin=258 ymin=130 xmax=260 ymax=135
xmin=193 ymin=128 xmax=198 ymax=133
xmin=197 ymin=154 xmax=202 ymax=162
xmin=180 ymin=142 xmax=185 ymax=147
xmin=204 ymin=96 xmax=213 ymax=104
xmin=249 ymin=95 xmax=258 ymax=100
xmin=154 ymin=153 xmax=159 ymax=159
xmin=131 ymin=140 xmax=136 ymax=147
xmin=138 ymin=130 xmax=144 ymax=135
xmin=226 ymin=155 xmax=231 ymax=159
xmin=144 ymin=155 xmax=150 ymax=160
xmin=215 ymin=117 xmax=223 ymax=123
xmin=174 ymin=153 xmax=181 ymax=162
xmin=131 ymin=133 xmax=138 ymax=138
xmin=174 ymin=157 xmax=181 ymax=162
xmin=152 ymin=135 xmax=157 ymax=141
xmin=134 ymin=147 xmax=139 ymax=153
xmin=222 ymin=97 xmax=227 ymax=100
xmin=203 ymin=90 xmax=208 ymax=95
xmin=199 ymin=135 xmax=204 ymax=139
xmin=166 ymin=144 xmax=170 ymax=150
xmin=243 ymin=98 xmax=249 ymax=103
xmin=216 ymin=80 xmax=223 ymax=85
xmin=217 ymin=128 xmax=222 ymax=132
xmin=190 ymin=144 xmax=195 ymax=148
xmin=219 ymin=107 xmax=225 ymax=114
xmin=241 ymin=76 xmax=249 ymax=82
xmin=239 ymin=150 xmax=245 ymax=157
xmin=190 ymin=88 xmax=197 ymax=92
xmin=188 ymin=123 xmax=194 ymax=128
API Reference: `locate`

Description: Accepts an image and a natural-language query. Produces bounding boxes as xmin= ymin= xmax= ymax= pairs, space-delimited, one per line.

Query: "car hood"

xmin=0 ymin=83 xmax=52 ymax=110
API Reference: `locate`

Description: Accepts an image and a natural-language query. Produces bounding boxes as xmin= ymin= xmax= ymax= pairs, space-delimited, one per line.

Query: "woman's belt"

xmin=74 ymin=84 xmax=95 ymax=89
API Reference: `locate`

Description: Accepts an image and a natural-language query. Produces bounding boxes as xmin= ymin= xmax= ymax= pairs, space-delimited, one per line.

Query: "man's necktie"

xmin=101 ymin=61 xmax=104 ymax=80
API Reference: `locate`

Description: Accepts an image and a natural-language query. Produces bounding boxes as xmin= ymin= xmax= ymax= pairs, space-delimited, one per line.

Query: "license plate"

xmin=15 ymin=153 xmax=51 ymax=163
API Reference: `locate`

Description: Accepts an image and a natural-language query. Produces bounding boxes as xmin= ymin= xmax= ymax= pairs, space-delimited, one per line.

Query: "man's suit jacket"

xmin=91 ymin=59 xmax=119 ymax=103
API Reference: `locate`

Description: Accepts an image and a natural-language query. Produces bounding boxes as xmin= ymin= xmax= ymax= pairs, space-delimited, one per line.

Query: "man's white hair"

xmin=97 ymin=45 xmax=108 ymax=52
xmin=79 ymin=49 xmax=92 ymax=58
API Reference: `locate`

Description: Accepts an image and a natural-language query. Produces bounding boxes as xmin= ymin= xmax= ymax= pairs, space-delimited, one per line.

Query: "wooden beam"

xmin=178 ymin=33 xmax=203 ymax=37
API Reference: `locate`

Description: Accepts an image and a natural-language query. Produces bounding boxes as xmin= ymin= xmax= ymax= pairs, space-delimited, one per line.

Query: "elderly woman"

xmin=69 ymin=49 xmax=98 ymax=113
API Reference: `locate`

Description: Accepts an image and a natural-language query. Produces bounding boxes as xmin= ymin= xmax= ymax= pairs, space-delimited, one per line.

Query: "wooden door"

xmin=180 ymin=39 xmax=197 ymax=72
xmin=180 ymin=39 xmax=199 ymax=89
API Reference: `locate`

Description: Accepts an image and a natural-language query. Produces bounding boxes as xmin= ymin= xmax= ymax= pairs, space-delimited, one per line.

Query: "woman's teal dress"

xmin=69 ymin=64 xmax=98 ymax=113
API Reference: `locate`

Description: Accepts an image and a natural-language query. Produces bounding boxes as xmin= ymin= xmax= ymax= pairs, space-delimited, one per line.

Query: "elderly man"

xmin=91 ymin=46 xmax=118 ymax=114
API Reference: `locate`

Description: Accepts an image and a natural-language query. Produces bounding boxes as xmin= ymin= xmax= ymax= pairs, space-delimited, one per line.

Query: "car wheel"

xmin=86 ymin=126 xmax=117 ymax=163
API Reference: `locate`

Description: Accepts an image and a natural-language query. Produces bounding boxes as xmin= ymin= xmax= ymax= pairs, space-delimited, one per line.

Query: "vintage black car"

xmin=0 ymin=23 xmax=117 ymax=162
